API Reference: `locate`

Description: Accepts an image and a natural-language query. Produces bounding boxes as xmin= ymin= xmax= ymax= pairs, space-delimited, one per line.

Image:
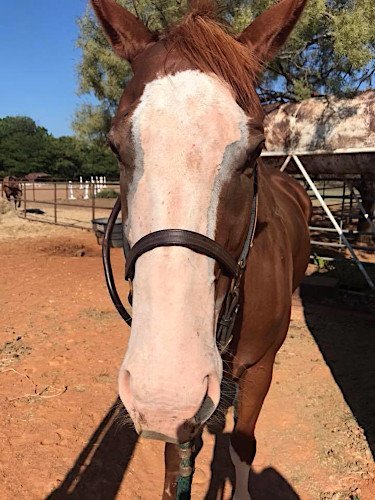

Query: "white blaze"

xmin=119 ymin=70 xmax=249 ymax=434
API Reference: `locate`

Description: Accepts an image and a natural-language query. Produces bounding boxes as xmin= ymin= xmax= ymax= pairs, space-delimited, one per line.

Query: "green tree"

xmin=0 ymin=116 xmax=54 ymax=177
xmin=74 ymin=140 xmax=118 ymax=178
xmin=244 ymin=0 xmax=375 ymax=101
xmin=0 ymin=116 xmax=117 ymax=180
xmin=74 ymin=0 xmax=374 ymax=140
xmin=72 ymin=103 xmax=113 ymax=145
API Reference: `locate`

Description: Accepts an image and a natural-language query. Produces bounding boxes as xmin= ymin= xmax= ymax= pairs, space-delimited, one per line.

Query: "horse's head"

xmin=92 ymin=0 xmax=307 ymax=442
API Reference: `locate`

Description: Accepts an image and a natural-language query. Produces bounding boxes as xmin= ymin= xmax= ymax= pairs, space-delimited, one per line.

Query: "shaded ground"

xmin=0 ymin=210 xmax=374 ymax=499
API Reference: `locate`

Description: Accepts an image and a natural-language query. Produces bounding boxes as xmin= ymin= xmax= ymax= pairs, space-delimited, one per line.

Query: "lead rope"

xmin=216 ymin=166 xmax=258 ymax=353
xmin=176 ymin=442 xmax=194 ymax=499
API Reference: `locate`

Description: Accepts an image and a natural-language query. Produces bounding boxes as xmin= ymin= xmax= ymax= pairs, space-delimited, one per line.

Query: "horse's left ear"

xmin=237 ymin=0 xmax=307 ymax=64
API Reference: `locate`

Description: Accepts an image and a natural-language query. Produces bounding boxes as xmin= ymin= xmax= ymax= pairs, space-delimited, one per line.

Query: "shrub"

xmin=95 ymin=188 xmax=118 ymax=199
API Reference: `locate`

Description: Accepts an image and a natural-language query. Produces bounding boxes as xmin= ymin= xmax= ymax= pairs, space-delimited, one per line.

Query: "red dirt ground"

xmin=0 ymin=223 xmax=374 ymax=499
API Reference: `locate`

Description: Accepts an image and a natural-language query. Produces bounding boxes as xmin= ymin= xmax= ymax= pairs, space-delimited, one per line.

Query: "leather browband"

xmin=125 ymin=229 xmax=240 ymax=281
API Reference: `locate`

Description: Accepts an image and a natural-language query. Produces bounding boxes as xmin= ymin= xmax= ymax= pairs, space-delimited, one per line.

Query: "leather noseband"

xmin=102 ymin=165 xmax=258 ymax=353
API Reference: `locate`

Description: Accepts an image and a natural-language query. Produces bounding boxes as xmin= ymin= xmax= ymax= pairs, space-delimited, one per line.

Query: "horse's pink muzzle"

xmin=118 ymin=368 xmax=221 ymax=443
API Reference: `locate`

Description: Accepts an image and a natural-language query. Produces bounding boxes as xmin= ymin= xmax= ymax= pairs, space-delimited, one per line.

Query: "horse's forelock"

xmin=162 ymin=10 xmax=262 ymax=117
xmin=188 ymin=0 xmax=217 ymax=17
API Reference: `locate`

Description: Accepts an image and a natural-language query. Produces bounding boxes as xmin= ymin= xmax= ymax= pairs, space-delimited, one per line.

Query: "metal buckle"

xmin=216 ymin=256 xmax=247 ymax=353
xmin=217 ymin=284 xmax=241 ymax=353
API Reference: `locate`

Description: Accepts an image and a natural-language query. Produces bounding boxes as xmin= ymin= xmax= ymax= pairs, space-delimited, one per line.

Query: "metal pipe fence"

xmin=1 ymin=160 xmax=374 ymax=255
xmin=1 ymin=177 xmax=373 ymax=240
xmin=1 ymin=180 xmax=121 ymax=230
xmin=2 ymin=148 xmax=374 ymax=289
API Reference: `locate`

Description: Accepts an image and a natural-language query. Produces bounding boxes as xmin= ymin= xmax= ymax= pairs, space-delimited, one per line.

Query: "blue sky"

xmin=0 ymin=0 xmax=91 ymax=137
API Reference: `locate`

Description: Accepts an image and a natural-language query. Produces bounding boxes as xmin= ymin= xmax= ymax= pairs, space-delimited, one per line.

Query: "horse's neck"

xmin=253 ymin=162 xmax=276 ymax=225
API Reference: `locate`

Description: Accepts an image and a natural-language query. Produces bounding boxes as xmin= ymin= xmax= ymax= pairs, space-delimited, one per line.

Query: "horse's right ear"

xmin=91 ymin=0 xmax=156 ymax=63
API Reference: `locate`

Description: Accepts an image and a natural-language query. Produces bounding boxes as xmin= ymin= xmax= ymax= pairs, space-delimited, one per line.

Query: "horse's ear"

xmin=91 ymin=0 xmax=156 ymax=62
xmin=237 ymin=0 xmax=307 ymax=64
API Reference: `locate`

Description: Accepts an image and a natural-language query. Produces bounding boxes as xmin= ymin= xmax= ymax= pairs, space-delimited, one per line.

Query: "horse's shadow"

xmin=300 ymin=282 xmax=375 ymax=458
xmin=204 ymin=380 xmax=299 ymax=500
xmin=204 ymin=430 xmax=299 ymax=500
xmin=47 ymin=394 xmax=298 ymax=499
xmin=47 ymin=398 xmax=138 ymax=500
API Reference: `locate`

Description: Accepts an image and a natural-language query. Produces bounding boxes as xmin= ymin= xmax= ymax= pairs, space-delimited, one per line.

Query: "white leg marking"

xmin=230 ymin=443 xmax=251 ymax=500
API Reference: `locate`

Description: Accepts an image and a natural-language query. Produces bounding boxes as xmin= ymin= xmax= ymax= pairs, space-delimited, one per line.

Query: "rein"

xmin=102 ymin=165 xmax=258 ymax=353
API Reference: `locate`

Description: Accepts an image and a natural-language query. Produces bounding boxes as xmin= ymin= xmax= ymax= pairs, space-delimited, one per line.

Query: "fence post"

xmin=33 ymin=180 xmax=35 ymax=202
xmin=54 ymin=182 xmax=57 ymax=224
xmin=91 ymin=183 xmax=96 ymax=222
xmin=349 ymin=187 xmax=354 ymax=225
xmin=23 ymin=181 xmax=27 ymax=218
xmin=350 ymin=186 xmax=375 ymax=235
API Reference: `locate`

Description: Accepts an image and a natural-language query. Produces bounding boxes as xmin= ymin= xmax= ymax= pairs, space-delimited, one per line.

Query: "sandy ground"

xmin=0 ymin=200 xmax=374 ymax=499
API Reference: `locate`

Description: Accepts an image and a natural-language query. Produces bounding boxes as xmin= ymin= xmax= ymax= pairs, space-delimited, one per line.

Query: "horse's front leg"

xmin=163 ymin=443 xmax=181 ymax=499
xmin=230 ymin=348 xmax=277 ymax=499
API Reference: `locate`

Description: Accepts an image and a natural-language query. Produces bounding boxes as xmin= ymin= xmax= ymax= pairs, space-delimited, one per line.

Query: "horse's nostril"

xmin=118 ymin=369 xmax=133 ymax=409
xmin=119 ymin=369 xmax=131 ymax=390
xmin=193 ymin=393 xmax=215 ymax=424
xmin=192 ymin=374 xmax=220 ymax=425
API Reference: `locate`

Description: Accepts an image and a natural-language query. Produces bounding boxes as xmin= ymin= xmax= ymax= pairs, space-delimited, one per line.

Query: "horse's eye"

xmin=257 ymin=140 xmax=265 ymax=154
xmin=249 ymin=140 xmax=265 ymax=162
xmin=239 ymin=140 xmax=265 ymax=174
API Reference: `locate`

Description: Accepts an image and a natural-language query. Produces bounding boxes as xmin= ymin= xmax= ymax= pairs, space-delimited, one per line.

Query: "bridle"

xmin=102 ymin=165 xmax=258 ymax=354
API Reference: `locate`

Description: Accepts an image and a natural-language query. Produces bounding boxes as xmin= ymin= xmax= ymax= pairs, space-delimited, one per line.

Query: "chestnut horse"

xmin=93 ymin=0 xmax=311 ymax=497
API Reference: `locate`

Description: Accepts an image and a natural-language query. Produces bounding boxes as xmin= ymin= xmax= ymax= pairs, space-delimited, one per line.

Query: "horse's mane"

xmin=164 ymin=0 xmax=262 ymax=115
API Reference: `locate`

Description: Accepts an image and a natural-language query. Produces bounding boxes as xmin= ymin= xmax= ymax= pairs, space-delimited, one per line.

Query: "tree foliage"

xmin=0 ymin=116 xmax=117 ymax=180
xmin=74 ymin=0 xmax=374 ymax=141
xmin=250 ymin=0 xmax=375 ymax=102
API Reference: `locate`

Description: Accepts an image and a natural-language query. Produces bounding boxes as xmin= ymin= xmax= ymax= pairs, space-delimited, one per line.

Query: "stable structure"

xmin=261 ymin=91 xmax=374 ymax=290
xmin=260 ymin=149 xmax=375 ymax=289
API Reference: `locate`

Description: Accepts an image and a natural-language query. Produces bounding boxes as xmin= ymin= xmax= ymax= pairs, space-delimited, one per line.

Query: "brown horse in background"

xmin=92 ymin=0 xmax=311 ymax=497
xmin=2 ymin=176 xmax=22 ymax=208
